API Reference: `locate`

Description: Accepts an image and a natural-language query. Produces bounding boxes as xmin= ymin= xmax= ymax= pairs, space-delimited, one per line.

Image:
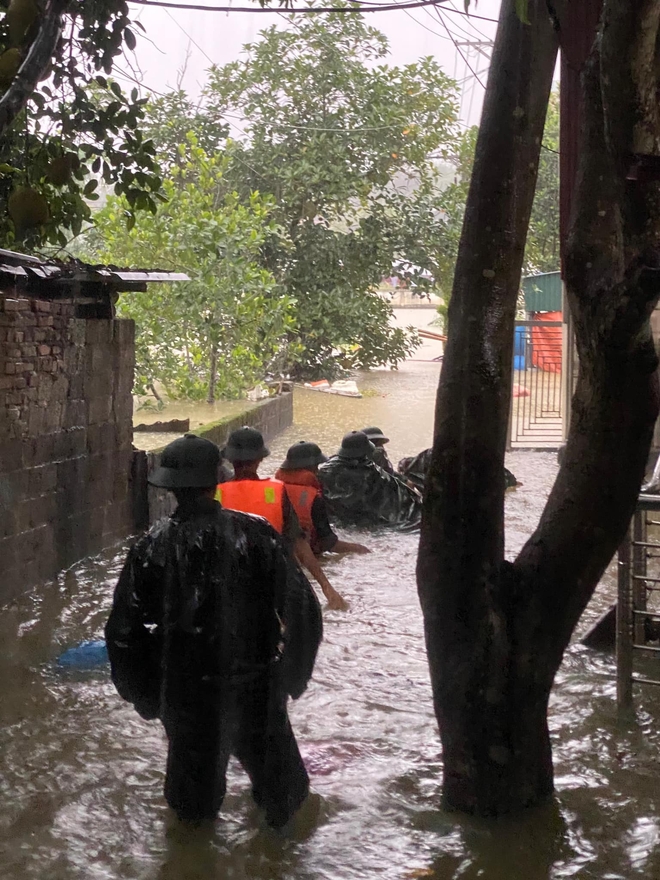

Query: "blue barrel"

xmin=514 ymin=326 xmax=526 ymax=370
xmin=56 ymin=639 xmax=109 ymax=669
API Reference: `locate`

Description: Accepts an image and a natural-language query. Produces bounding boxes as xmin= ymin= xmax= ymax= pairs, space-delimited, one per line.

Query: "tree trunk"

xmin=147 ymin=381 xmax=163 ymax=405
xmin=514 ymin=1 xmax=660 ymax=644
xmin=0 ymin=0 xmax=65 ymax=138
xmin=417 ymin=0 xmax=560 ymax=815
xmin=208 ymin=346 xmax=218 ymax=404
xmin=418 ymin=0 xmax=660 ymax=817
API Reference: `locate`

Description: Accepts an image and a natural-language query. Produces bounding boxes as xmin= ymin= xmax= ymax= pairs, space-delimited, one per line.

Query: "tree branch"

xmin=515 ymin=0 xmax=660 ymax=648
xmin=0 ymin=0 xmax=66 ymax=139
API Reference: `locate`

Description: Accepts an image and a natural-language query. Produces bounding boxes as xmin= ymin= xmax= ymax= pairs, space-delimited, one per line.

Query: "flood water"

xmin=3 ymin=357 xmax=660 ymax=880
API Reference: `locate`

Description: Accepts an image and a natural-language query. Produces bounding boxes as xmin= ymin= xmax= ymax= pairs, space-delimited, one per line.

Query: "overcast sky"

xmin=123 ymin=0 xmax=503 ymax=130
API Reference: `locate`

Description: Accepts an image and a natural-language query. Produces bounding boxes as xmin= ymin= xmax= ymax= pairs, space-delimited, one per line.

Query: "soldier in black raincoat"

xmin=105 ymin=434 xmax=322 ymax=829
xmin=318 ymin=431 xmax=422 ymax=531
xmin=397 ymin=447 xmax=520 ymax=492
xmin=360 ymin=426 xmax=395 ymax=475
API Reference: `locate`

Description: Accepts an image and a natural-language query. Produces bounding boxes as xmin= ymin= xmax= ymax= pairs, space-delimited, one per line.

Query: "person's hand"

xmin=325 ymin=587 xmax=349 ymax=611
xmin=353 ymin=544 xmax=371 ymax=555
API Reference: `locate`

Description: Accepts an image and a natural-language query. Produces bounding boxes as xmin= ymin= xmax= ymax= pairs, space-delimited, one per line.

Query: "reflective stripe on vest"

xmin=216 ymin=479 xmax=285 ymax=534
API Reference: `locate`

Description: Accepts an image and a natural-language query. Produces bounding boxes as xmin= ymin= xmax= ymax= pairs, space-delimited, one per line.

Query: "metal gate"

xmin=509 ymin=319 xmax=564 ymax=448
xmin=617 ymin=496 xmax=660 ymax=709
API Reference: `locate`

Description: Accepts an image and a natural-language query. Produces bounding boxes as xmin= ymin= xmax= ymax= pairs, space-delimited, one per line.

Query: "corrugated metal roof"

xmin=523 ymin=271 xmax=562 ymax=313
xmin=93 ymin=269 xmax=190 ymax=283
xmin=0 ymin=248 xmax=189 ymax=297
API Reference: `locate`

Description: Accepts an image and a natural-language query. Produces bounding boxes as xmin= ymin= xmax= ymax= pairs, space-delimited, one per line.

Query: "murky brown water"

xmin=2 ymin=360 xmax=660 ymax=880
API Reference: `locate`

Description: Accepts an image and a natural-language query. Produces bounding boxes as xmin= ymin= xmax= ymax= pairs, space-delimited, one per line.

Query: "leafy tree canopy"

xmin=0 ymin=0 xmax=162 ymax=250
xmin=82 ymin=139 xmax=296 ymax=403
xmin=196 ymin=12 xmax=461 ymax=378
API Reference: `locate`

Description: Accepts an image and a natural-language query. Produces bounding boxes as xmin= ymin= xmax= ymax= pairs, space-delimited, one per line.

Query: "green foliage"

xmin=0 ymin=1 xmax=162 ymax=249
xmin=525 ymin=90 xmax=560 ymax=274
xmin=200 ymin=12 xmax=460 ymax=378
xmin=82 ymin=141 xmax=296 ymax=402
xmin=141 ymin=90 xmax=229 ymax=172
xmin=405 ymin=125 xmax=477 ymax=330
xmin=431 ymin=91 xmax=560 ymax=328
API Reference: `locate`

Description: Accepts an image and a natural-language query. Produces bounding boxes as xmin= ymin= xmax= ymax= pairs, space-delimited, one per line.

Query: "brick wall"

xmin=0 ymin=295 xmax=135 ymax=604
xmin=142 ymin=391 xmax=294 ymax=524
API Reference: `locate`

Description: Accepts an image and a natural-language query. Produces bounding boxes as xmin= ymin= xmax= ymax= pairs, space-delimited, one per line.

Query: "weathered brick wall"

xmin=142 ymin=391 xmax=294 ymax=524
xmin=0 ymin=295 xmax=135 ymax=603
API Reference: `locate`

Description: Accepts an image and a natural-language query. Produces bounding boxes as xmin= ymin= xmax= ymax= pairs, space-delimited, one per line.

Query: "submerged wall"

xmin=139 ymin=391 xmax=294 ymax=525
xmin=0 ymin=289 xmax=294 ymax=604
xmin=0 ymin=295 xmax=135 ymax=604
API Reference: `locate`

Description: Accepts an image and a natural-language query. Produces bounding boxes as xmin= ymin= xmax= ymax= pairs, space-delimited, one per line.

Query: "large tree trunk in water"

xmin=417 ymin=0 xmax=559 ymax=815
xmin=418 ymin=0 xmax=660 ymax=817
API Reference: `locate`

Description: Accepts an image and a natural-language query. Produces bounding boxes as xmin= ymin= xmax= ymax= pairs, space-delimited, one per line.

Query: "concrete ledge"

xmin=137 ymin=391 xmax=294 ymax=526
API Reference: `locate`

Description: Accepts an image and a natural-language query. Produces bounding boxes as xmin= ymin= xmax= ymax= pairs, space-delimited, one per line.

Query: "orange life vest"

xmin=274 ymin=468 xmax=322 ymax=544
xmin=216 ymin=478 xmax=285 ymax=534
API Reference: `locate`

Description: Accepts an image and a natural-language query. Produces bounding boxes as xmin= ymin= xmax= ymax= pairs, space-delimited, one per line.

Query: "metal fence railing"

xmin=509 ymin=320 xmax=564 ymax=448
xmin=617 ymin=495 xmax=660 ymax=708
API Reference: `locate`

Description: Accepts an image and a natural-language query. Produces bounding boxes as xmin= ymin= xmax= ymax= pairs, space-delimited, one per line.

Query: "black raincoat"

xmin=318 ymin=455 xmax=422 ymax=530
xmin=105 ymin=496 xmax=322 ymax=828
xmin=397 ymin=448 xmax=519 ymax=491
xmin=371 ymin=446 xmax=395 ymax=475
xmin=396 ymin=448 xmax=432 ymax=492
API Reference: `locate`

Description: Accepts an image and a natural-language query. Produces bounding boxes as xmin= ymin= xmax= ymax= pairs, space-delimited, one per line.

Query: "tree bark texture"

xmin=418 ymin=0 xmax=660 ymax=817
xmin=417 ymin=0 xmax=560 ymax=816
xmin=515 ymin=1 xmax=660 ymax=652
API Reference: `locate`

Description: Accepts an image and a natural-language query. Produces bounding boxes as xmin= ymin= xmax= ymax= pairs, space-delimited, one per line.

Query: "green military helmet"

xmin=361 ymin=426 xmax=390 ymax=445
xmin=337 ymin=430 xmax=375 ymax=459
xmin=148 ymin=433 xmax=221 ymax=489
xmin=224 ymin=426 xmax=270 ymax=463
xmin=280 ymin=440 xmax=328 ymax=470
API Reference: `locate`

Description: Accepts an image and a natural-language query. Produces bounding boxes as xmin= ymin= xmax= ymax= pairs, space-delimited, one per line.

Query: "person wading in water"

xmin=275 ymin=440 xmax=371 ymax=557
xmin=218 ymin=426 xmax=348 ymax=611
xmin=105 ymin=433 xmax=323 ymax=830
xmin=360 ymin=426 xmax=395 ymax=475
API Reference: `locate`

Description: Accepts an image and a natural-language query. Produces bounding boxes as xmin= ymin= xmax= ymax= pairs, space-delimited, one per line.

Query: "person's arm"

xmin=104 ymin=541 xmax=162 ymax=720
xmin=332 ymin=538 xmax=371 ymax=554
xmin=281 ymin=493 xmax=348 ymax=610
xmin=311 ymin=496 xmax=370 ymax=555
xmin=293 ymin=536 xmax=348 ymax=611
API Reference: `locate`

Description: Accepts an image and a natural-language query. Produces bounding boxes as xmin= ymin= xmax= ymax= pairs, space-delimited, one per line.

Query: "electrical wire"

xmin=446 ymin=0 xmax=493 ymax=38
xmin=434 ymin=6 xmax=485 ymax=88
xmin=441 ymin=4 xmax=496 ymax=22
xmin=129 ymin=0 xmax=453 ymax=14
xmin=127 ymin=0 xmax=499 ymax=18
xmin=440 ymin=0 xmax=492 ymax=40
xmin=164 ymin=7 xmax=216 ymax=65
xmin=399 ymin=7 xmax=453 ymax=41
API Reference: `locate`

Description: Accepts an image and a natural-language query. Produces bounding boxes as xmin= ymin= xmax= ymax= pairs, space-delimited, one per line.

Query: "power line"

xmin=164 ymin=7 xmax=215 ymax=65
xmin=442 ymin=0 xmax=493 ymax=39
xmin=442 ymin=4 xmax=496 ymax=23
xmin=128 ymin=0 xmax=499 ymax=20
xmin=435 ymin=7 xmax=485 ymax=89
xmin=400 ymin=7 xmax=453 ymax=41
xmin=129 ymin=0 xmax=453 ymax=14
